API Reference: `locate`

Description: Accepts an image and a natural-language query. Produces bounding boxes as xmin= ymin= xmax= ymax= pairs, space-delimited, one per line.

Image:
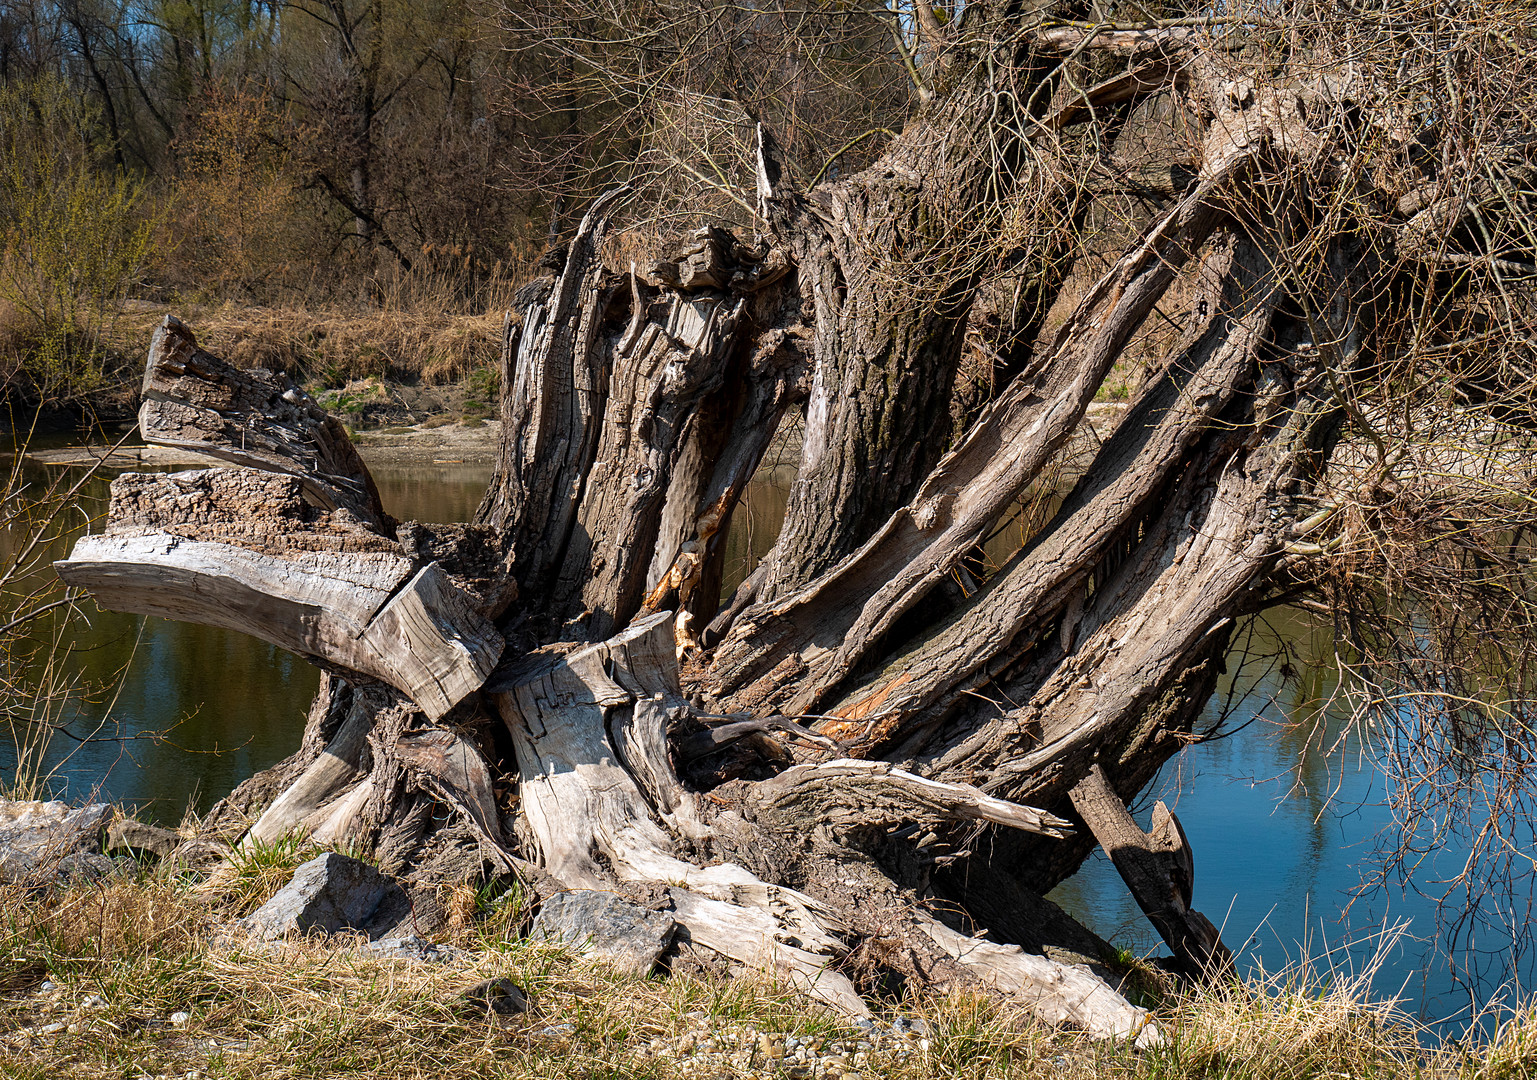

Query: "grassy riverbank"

xmin=3 ymin=301 xmax=507 ymax=435
xmin=1 ymin=856 xmax=1533 ymax=1080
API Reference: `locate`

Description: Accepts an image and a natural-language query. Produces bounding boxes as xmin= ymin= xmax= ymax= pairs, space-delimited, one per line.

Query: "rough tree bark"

xmin=57 ymin=11 xmax=1432 ymax=1044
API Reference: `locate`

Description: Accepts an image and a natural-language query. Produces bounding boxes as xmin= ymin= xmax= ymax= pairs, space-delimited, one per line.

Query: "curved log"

xmin=55 ymin=457 xmax=502 ymax=721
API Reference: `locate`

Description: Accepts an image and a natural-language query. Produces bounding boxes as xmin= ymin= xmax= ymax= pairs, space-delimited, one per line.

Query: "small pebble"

xmin=38 ymin=1022 xmax=64 ymax=1035
xmin=169 ymin=1011 xmax=191 ymax=1026
xmin=82 ymin=994 xmax=106 ymax=1009
xmin=66 ymin=1023 xmax=80 ymax=1034
xmin=38 ymin=981 xmax=55 ymax=992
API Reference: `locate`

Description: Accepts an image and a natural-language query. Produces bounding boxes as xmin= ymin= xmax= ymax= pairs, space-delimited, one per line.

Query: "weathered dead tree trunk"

xmin=56 ymin=12 xmax=1444 ymax=1043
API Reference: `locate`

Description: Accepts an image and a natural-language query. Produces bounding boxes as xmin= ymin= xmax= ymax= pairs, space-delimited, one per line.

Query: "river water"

xmin=3 ymin=441 xmax=1532 ymax=1030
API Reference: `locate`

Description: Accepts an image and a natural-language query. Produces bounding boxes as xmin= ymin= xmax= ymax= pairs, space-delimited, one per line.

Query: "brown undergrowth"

xmin=0 ymin=866 xmax=1532 ymax=1079
xmin=111 ymin=304 xmax=505 ymax=386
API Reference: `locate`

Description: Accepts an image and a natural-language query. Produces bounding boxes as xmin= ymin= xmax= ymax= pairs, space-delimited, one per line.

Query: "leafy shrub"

xmin=0 ymin=77 xmax=153 ymax=401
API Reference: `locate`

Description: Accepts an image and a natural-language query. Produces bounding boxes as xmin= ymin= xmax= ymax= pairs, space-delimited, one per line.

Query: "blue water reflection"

xmin=1049 ymin=609 xmax=1536 ymax=1032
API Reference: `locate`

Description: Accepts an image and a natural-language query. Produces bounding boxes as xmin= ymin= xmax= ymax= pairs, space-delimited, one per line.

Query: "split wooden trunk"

xmin=53 ymin=23 xmax=1399 ymax=1044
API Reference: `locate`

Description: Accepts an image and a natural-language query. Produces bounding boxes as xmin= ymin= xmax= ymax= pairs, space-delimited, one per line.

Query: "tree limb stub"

xmin=139 ymin=316 xmax=390 ymax=529
xmin=1069 ymin=763 xmax=1233 ymax=980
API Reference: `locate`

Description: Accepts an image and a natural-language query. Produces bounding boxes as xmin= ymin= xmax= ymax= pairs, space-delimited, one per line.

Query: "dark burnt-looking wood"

xmin=480 ymin=200 xmax=797 ymax=644
xmin=1070 ymin=764 xmax=1233 ymax=979
xmin=550 ymin=288 xmax=745 ymax=640
xmin=139 ymin=316 xmax=390 ymax=529
xmin=642 ymin=324 xmax=809 ymax=644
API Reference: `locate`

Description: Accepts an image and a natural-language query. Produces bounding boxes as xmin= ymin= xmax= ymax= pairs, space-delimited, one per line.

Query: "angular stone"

xmin=0 ymin=801 xmax=113 ymax=883
xmin=107 ymin=818 xmax=183 ymax=859
xmin=460 ymin=977 xmax=531 ymax=1015
xmin=54 ymin=852 xmax=130 ymax=885
xmin=238 ymin=852 xmax=406 ymax=941
xmin=529 ymin=890 xmax=678 ymax=975
xmin=359 ymin=935 xmax=464 ymax=964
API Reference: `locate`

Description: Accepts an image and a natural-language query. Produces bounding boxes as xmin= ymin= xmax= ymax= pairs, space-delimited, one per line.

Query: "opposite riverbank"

xmin=25 ymin=418 xmax=506 ymax=470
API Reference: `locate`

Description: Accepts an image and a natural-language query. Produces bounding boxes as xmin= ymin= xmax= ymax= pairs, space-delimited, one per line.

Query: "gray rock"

xmin=530 ymin=889 xmax=677 ymax=975
xmin=54 ymin=851 xmax=130 ymax=885
xmin=168 ymin=838 xmax=233 ymax=871
xmin=107 ymin=818 xmax=183 ymax=859
xmin=0 ymin=800 xmax=112 ymax=883
xmin=238 ymin=853 xmax=405 ymax=941
xmin=360 ymin=935 xmax=464 ymax=963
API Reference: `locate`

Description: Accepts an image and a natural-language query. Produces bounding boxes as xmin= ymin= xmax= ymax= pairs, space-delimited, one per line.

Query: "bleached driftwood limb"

xmin=752 ymin=759 xmax=1073 ymax=837
xmin=56 ymin=469 xmax=501 ymax=719
xmin=919 ymin=916 xmax=1163 ymax=1048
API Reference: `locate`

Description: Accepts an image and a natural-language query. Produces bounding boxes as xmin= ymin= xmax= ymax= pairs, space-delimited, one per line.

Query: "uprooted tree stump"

xmin=58 ymin=11 xmax=1505 ymax=1042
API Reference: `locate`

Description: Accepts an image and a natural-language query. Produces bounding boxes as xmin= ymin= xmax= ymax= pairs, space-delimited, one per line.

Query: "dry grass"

xmin=0 ymin=870 xmax=1534 ymax=1079
xmin=157 ymin=305 xmax=504 ymax=385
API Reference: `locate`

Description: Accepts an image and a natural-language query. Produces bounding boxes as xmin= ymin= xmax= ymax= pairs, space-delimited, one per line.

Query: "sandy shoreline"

xmin=22 ymin=420 xmax=504 ymax=470
xmin=22 ymin=401 xmax=1136 ymax=474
